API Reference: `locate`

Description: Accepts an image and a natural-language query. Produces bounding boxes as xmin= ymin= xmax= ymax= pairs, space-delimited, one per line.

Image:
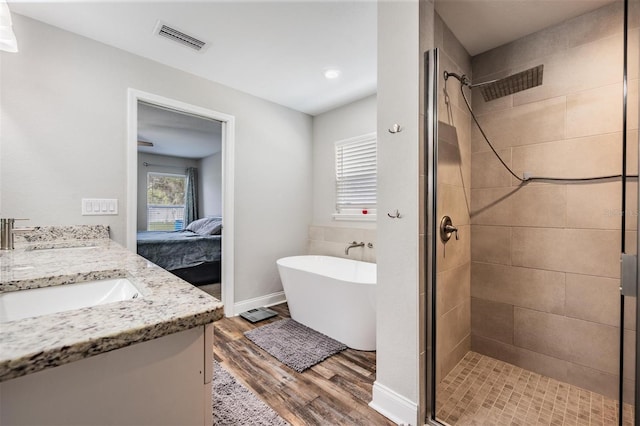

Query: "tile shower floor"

xmin=436 ymin=351 xmax=634 ymax=425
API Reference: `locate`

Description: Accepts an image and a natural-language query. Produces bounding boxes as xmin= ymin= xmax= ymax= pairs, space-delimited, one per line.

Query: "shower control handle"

xmin=440 ymin=216 xmax=459 ymax=243
xmin=445 ymin=225 xmax=459 ymax=240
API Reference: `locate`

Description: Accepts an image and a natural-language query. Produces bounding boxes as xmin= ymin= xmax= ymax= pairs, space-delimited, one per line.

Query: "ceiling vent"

xmin=154 ymin=21 xmax=208 ymax=52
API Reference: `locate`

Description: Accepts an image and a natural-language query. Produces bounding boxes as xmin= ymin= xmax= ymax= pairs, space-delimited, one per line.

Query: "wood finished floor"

xmin=213 ymin=303 xmax=395 ymax=426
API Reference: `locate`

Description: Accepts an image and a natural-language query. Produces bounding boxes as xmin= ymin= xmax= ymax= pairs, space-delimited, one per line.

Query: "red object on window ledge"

xmin=362 ymin=209 xmax=368 ymax=215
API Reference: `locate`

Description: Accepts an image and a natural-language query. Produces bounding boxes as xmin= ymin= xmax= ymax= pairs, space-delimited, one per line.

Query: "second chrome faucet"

xmin=345 ymin=241 xmax=364 ymax=255
xmin=345 ymin=241 xmax=374 ymax=255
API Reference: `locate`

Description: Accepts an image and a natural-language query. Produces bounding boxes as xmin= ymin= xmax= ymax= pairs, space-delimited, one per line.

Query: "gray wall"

xmin=137 ymin=152 xmax=199 ymax=231
xmin=312 ymin=94 xmax=377 ymax=228
xmin=372 ymin=1 xmax=421 ymax=424
xmin=199 ymin=153 xmax=222 ymax=217
xmin=307 ymin=96 xmax=377 ymax=264
xmin=0 ymin=14 xmax=313 ymax=304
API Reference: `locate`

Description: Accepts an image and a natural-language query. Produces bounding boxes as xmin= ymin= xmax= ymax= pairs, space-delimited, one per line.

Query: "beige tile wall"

xmin=469 ymin=1 xmax=638 ymax=400
xmin=434 ymin=13 xmax=473 ymax=383
xmin=307 ymin=225 xmax=376 ymax=263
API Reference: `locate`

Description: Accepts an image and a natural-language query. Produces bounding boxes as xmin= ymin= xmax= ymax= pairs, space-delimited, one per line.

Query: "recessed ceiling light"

xmin=324 ymin=69 xmax=341 ymax=79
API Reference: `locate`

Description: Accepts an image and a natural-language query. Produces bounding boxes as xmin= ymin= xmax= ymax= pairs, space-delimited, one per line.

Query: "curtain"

xmin=184 ymin=167 xmax=199 ymax=226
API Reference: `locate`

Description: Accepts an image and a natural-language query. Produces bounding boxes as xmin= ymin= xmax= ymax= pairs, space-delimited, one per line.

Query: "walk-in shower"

xmin=423 ymin=0 xmax=639 ymax=425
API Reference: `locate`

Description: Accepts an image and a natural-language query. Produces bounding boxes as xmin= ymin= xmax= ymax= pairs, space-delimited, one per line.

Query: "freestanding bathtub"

xmin=276 ymin=255 xmax=376 ymax=351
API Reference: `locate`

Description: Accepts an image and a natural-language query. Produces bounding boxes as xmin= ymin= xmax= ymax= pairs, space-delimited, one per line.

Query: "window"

xmin=147 ymin=172 xmax=186 ymax=231
xmin=334 ymin=133 xmax=377 ymax=221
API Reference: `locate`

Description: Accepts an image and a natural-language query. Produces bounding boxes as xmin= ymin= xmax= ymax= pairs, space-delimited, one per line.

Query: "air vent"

xmin=154 ymin=21 xmax=208 ymax=52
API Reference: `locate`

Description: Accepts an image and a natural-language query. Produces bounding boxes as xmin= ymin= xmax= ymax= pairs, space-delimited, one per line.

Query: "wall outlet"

xmin=82 ymin=198 xmax=118 ymax=215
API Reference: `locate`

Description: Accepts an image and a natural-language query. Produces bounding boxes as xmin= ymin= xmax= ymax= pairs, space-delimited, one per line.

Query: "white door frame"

xmin=126 ymin=89 xmax=235 ymax=317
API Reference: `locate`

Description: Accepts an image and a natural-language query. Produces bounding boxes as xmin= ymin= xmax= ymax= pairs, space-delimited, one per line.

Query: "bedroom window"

xmin=147 ymin=172 xmax=186 ymax=231
xmin=333 ymin=132 xmax=377 ymax=221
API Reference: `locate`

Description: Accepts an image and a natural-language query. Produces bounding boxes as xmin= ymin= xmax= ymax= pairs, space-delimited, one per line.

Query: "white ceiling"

xmin=435 ymin=0 xmax=618 ymax=56
xmin=137 ymin=102 xmax=222 ymax=159
xmin=8 ymin=0 xmax=378 ymax=116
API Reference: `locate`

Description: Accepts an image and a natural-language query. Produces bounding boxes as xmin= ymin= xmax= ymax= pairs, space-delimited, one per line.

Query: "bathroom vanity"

xmin=0 ymin=228 xmax=223 ymax=425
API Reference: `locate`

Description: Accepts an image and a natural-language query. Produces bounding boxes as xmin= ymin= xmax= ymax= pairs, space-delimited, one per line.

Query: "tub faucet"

xmin=1 ymin=218 xmax=36 ymax=250
xmin=345 ymin=241 xmax=365 ymax=255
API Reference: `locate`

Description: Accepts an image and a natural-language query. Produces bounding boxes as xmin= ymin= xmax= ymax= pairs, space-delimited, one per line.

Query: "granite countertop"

xmin=0 ymin=235 xmax=223 ymax=382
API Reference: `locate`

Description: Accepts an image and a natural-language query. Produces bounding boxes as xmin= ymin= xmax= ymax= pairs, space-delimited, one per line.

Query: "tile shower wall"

xmin=307 ymin=226 xmax=376 ymax=263
xmin=434 ymin=13 xmax=473 ymax=383
xmin=469 ymin=2 xmax=639 ymax=400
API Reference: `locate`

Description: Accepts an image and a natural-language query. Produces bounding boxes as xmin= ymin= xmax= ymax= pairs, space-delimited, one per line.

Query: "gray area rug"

xmin=244 ymin=318 xmax=347 ymax=372
xmin=213 ymin=361 xmax=289 ymax=425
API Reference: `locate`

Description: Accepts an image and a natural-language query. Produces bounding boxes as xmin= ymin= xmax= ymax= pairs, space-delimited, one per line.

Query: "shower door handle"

xmin=440 ymin=216 xmax=459 ymax=243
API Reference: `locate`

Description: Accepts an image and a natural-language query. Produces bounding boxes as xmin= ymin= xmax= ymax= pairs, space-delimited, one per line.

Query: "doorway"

xmin=126 ymin=89 xmax=236 ymax=317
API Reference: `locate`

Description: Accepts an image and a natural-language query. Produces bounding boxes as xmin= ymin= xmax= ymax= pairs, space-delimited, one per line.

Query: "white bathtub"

xmin=276 ymin=255 xmax=376 ymax=351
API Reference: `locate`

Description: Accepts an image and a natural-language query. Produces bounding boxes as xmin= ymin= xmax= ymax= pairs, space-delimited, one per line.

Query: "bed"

xmin=136 ymin=217 xmax=222 ymax=285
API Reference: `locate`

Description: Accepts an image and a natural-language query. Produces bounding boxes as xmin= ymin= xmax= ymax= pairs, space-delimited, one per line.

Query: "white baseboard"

xmin=233 ymin=291 xmax=287 ymax=315
xmin=369 ymin=381 xmax=418 ymax=426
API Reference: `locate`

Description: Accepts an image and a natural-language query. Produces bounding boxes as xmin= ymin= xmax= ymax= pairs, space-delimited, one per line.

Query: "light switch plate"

xmin=82 ymin=198 xmax=118 ymax=215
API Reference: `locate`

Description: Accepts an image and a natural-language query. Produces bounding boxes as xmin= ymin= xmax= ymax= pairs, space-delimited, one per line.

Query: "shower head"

xmin=474 ymin=65 xmax=544 ymax=102
xmin=444 ymin=65 xmax=544 ymax=102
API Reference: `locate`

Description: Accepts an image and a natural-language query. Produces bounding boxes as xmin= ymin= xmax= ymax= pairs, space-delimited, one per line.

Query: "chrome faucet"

xmin=1 ymin=218 xmax=36 ymax=250
xmin=345 ymin=241 xmax=365 ymax=255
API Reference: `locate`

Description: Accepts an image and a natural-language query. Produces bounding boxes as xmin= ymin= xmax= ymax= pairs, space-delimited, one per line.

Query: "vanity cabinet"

xmin=0 ymin=323 xmax=214 ymax=425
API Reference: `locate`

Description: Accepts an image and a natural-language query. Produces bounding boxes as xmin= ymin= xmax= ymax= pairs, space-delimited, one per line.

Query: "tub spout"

xmin=345 ymin=241 xmax=364 ymax=255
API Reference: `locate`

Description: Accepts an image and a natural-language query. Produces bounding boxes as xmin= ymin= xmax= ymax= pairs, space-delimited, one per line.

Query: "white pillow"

xmin=185 ymin=217 xmax=222 ymax=235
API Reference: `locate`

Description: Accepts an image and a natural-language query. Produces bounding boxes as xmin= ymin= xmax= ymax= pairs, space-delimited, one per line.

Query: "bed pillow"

xmin=185 ymin=217 xmax=223 ymax=235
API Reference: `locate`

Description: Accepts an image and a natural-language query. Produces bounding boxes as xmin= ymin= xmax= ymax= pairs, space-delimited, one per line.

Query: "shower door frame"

xmin=423 ymin=47 xmax=442 ymax=426
xmin=624 ymin=0 xmax=640 ymax=424
xmin=620 ymin=0 xmax=640 ymax=423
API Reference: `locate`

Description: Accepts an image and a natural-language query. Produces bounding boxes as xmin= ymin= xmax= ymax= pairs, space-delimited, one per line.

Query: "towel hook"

xmin=387 ymin=210 xmax=402 ymax=219
xmin=388 ymin=124 xmax=403 ymax=134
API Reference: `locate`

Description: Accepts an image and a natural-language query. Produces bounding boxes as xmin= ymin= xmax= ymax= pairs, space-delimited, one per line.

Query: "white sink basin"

xmin=0 ymin=278 xmax=142 ymax=323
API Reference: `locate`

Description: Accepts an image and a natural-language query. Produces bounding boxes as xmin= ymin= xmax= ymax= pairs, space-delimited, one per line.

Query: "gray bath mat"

xmin=213 ymin=361 xmax=289 ymax=425
xmin=244 ymin=318 xmax=347 ymax=372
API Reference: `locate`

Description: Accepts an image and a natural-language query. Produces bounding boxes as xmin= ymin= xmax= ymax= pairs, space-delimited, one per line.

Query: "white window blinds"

xmin=147 ymin=172 xmax=187 ymax=231
xmin=335 ymin=133 xmax=377 ymax=213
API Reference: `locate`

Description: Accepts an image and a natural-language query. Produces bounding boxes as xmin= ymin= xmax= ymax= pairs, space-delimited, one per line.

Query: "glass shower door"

xmin=622 ymin=0 xmax=639 ymax=423
xmin=424 ymin=46 xmax=439 ymax=425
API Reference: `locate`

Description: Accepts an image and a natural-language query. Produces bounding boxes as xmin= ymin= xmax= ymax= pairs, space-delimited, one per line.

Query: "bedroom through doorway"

xmin=126 ymin=90 xmax=236 ymax=316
